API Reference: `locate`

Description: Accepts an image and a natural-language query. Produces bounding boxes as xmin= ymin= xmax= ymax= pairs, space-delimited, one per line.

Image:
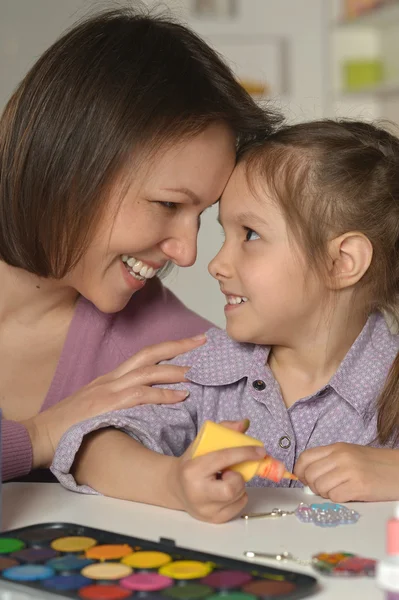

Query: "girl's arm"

xmin=70 ymin=422 xmax=265 ymax=523
xmin=73 ymin=428 xmax=182 ymax=508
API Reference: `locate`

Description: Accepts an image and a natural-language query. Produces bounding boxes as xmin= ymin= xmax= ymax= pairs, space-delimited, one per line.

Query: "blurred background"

xmin=0 ymin=0 xmax=397 ymax=326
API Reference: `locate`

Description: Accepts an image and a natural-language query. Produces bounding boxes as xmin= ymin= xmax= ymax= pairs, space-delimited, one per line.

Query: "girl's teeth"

xmin=139 ymin=266 xmax=148 ymax=277
xmin=227 ymin=296 xmax=248 ymax=305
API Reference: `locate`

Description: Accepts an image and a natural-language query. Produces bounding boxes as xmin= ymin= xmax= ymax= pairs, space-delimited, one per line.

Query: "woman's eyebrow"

xmin=161 ymin=187 xmax=202 ymax=205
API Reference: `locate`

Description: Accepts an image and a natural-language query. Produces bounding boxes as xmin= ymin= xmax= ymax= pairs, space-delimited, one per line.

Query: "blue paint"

xmin=43 ymin=573 xmax=91 ymax=590
xmin=3 ymin=564 xmax=54 ymax=581
xmin=47 ymin=554 xmax=94 ymax=571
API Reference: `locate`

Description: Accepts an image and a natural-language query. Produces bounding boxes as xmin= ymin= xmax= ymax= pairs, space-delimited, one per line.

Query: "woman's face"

xmin=64 ymin=123 xmax=236 ymax=312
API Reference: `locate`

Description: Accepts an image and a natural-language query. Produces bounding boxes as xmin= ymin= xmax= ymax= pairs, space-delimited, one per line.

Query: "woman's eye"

xmin=245 ymin=228 xmax=260 ymax=241
xmin=157 ymin=201 xmax=178 ymax=210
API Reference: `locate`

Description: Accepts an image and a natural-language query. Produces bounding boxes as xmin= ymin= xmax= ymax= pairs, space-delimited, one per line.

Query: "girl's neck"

xmin=0 ymin=260 xmax=78 ymax=325
xmin=268 ymin=305 xmax=369 ymax=407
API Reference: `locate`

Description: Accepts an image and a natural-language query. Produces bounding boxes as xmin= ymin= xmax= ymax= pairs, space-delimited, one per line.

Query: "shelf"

xmin=335 ymin=2 xmax=399 ymax=28
xmin=339 ymin=80 xmax=399 ymax=96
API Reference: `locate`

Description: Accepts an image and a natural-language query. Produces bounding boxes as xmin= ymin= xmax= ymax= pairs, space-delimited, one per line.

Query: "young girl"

xmin=52 ymin=119 xmax=399 ymax=523
xmin=0 ymin=6 xmax=278 ymax=482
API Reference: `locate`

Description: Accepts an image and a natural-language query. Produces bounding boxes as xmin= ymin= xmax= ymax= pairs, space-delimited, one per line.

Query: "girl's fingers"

xmin=294 ymin=445 xmax=335 ymax=480
xmin=190 ymin=445 xmax=266 ymax=478
xmin=211 ymin=490 xmax=249 ymax=524
xmin=219 ymin=419 xmax=250 ymax=433
xmin=311 ymin=469 xmax=350 ymax=498
xmin=113 ymin=335 xmax=207 ymax=376
xmin=300 ymin=455 xmax=337 ymax=489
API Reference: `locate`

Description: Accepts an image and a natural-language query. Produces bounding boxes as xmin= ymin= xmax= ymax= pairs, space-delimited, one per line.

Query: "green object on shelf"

xmin=343 ymin=59 xmax=384 ymax=91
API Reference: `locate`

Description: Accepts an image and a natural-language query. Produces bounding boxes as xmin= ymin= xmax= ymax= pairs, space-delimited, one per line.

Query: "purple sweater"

xmin=3 ymin=278 xmax=212 ymax=481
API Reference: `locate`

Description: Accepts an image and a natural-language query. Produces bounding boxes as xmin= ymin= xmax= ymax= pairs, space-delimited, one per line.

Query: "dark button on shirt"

xmin=252 ymin=380 xmax=266 ymax=391
xmin=279 ymin=436 xmax=291 ymax=449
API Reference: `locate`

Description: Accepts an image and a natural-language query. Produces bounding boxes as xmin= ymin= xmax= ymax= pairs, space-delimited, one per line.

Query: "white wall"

xmin=0 ymin=0 xmax=330 ymax=327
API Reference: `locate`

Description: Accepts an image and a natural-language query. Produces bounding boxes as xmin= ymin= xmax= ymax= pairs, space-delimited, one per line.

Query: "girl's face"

xmin=208 ymin=162 xmax=326 ymax=346
xmin=64 ymin=123 xmax=236 ymax=312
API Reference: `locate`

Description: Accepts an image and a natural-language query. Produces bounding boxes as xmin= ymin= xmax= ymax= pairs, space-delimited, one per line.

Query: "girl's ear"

xmin=326 ymin=232 xmax=373 ymax=290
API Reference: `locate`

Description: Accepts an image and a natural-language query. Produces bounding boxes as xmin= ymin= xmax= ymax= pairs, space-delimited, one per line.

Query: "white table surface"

xmin=0 ymin=483 xmax=394 ymax=599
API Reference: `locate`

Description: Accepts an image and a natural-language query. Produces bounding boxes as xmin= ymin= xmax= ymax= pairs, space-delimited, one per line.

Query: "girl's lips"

xmin=224 ymin=300 xmax=247 ymax=312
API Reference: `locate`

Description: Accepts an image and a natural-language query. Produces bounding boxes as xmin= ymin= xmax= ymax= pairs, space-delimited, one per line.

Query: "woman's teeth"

xmin=227 ymin=295 xmax=248 ymax=305
xmin=121 ymin=255 xmax=157 ymax=281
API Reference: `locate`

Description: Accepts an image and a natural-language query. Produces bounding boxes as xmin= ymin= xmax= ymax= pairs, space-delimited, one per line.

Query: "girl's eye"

xmin=245 ymin=228 xmax=260 ymax=241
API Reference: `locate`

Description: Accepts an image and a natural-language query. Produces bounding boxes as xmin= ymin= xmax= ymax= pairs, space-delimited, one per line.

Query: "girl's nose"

xmin=208 ymin=245 xmax=231 ymax=280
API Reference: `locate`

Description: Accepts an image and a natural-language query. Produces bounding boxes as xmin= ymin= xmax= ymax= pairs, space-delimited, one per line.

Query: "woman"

xmin=0 ymin=6 xmax=280 ymax=481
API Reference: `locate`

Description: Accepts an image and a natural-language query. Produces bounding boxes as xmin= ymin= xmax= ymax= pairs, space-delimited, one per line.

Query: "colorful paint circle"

xmin=3 ymin=564 xmax=55 ymax=581
xmin=201 ymin=570 xmax=252 ymax=589
xmin=86 ymin=544 xmax=133 ymax=561
xmin=47 ymin=554 xmax=94 ymax=572
xmin=0 ymin=557 xmax=19 ymax=570
xmin=43 ymin=574 xmax=92 ymax=591
xmin=122 ymin=550 xmax=172 ymax=569
xmin=159 ymin=561 xmax=213 ymax=580
xmin=79 ymin=584 xmax=132 ymax=599
xmin=163 ymin=583 xmax=213 ymax=599
xmin=81 ymin=562 xmax=133 ymax=580
xmin=120 ymin=572 xmax=173 ymax=591
xmin=12 ymin=547 xmax=58 ymax=563
xmin=207 ymin=593 xmax=256 ymax=600
xmin=0 ymin=538 xmax=25 ymax=554
xmin=18 ymin=527 xmax=71 ymax=544
xmin=51 ymin=536 xmax=97 ymax=553
xmin=242 ymin=579 xmax=296 ymax=596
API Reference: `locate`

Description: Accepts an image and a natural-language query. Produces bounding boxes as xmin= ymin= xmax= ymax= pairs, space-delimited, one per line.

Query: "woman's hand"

xmin=169 ymin=420 xmax=264 ymax=523
xmin=295 ymin=443 xmax=399 ymax=502
xmin=23 ymin=334 xmax=206 ymax=470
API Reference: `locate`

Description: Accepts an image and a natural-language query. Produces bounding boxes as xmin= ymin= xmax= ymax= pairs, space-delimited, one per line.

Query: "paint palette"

xmin=0 ymin=522 xmax=317 ymax=599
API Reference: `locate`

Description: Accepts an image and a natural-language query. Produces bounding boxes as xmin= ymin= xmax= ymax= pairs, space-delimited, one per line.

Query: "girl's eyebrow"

xmin=217 ymin=211 xmax=269 ymax=227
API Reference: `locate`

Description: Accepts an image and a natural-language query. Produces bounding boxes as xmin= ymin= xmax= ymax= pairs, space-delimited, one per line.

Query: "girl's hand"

xmin=23 ymin=335 xmax=206 ymax=470
xmin=295 ymin=443 xmax=399 ymax=502
xmin=169 ymin=420 xmax=265 ymax=523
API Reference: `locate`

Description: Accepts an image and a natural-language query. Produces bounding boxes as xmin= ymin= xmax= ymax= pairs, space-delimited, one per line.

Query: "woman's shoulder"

xmin=103 ymin=278 xmax=214 ymax=359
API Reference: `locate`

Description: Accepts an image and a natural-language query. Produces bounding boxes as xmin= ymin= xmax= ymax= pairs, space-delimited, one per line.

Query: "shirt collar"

xmin=329 ymin=312 xmax=399 ymax=416
xmin=186 ymin=328 xmax=269 ymax=386
xmin=186 ymin=314 xmax=399 ymax=417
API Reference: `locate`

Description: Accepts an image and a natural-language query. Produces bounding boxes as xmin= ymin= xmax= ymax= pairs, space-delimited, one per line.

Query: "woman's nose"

xmin=160 ymin=231 xmax=198 ymax=267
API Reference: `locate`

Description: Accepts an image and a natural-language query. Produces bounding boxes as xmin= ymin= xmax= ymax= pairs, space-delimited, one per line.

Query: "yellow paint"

xmin=51 ymin=536 xmax=97 ymax=553
xmin=159 ymin=560 xmax=213 ymax=580
xmin=81 ymin=562 xmax=132 ymax=580
xmin=122 ymin=550 xmax=171 ymax=569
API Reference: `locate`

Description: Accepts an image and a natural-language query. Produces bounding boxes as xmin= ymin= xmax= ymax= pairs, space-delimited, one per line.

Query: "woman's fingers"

xmin=113 ymin=335 xmax=207 ymax=376
xmin=108 ymin=364 xmax=191 ymax=391
xmin=111 ymin=385 xmax=189 ymax=410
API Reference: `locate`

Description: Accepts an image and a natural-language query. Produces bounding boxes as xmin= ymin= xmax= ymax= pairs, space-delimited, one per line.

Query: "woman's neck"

xmin=0 ymin=261 xmax=78 ymax=325
xmin=268 ymin=303 xmax=369 ymax=407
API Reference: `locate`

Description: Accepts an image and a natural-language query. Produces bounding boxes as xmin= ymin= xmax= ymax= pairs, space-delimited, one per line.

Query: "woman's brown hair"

xmin=0 ymin=6 xmax=281 ymax=278
xmin=242 ymin=119 xmax=399 ymax=444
